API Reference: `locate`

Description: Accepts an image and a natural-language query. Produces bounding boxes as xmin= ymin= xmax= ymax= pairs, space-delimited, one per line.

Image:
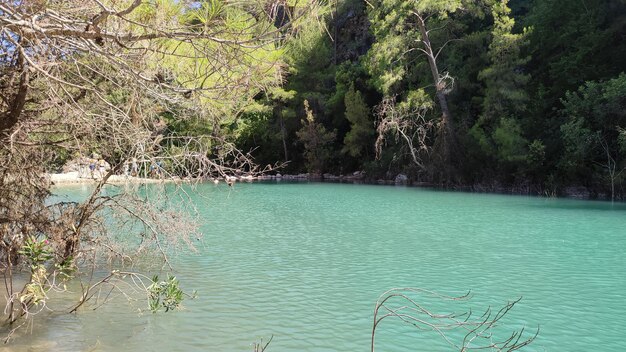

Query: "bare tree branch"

xmin=375 ymin=96 xmax=433 ymax=172
xmin=372 ymin=288 xmax=538 ymax=352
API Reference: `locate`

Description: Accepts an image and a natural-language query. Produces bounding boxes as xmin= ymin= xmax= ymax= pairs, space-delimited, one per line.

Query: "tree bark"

xmin=279 ymin=115 xmax=289 ymax=162
xmin=0 ymin=54 xmax=29 ymax=136
xmin=415 ymin=12 xmax=455 ymax=174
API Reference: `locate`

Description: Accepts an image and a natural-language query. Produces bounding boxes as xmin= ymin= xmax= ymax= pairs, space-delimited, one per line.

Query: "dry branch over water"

xmin=0 ymin=0 xmax=315 ymax=341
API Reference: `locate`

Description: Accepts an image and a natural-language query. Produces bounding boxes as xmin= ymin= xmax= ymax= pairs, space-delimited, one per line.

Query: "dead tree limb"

xmin=372 ymin=288 xmax=538 ymax=352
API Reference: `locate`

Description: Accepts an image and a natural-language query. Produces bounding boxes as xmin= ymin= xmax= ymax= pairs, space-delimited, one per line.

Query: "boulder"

xmin=395 ymin=173 xmax=408 ymax=184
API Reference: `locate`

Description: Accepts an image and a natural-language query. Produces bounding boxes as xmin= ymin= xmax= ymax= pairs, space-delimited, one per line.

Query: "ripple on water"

xmin=5 ymin=183 xmax=626 ymax=351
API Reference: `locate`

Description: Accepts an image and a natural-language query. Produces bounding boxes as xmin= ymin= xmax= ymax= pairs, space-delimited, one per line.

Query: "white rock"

xmin=395 ymin=173 xmax=408 ymax=183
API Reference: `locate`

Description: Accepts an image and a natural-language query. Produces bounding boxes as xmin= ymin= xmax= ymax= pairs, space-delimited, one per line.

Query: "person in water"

xmin=88 ymin=158 xmax=96 ymax=178
xmin=123 ymin=160 xmax=129 ymax=176
xmin=98 ymin=158 xmax=106 ymax=178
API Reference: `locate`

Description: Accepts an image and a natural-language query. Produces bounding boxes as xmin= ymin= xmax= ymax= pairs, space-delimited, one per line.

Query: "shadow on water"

xmin=527 ymin=197 xmax=626 ymax=211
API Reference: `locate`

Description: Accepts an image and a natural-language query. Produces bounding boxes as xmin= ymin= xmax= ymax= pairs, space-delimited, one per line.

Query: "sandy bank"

xmin=46 ymin=171 xmax=368 ymax=186
xmin=48 ymin=171 xmax=169 ymax=185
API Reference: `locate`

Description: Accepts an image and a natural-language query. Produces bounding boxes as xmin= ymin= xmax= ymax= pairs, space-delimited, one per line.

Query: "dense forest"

xmin=230 ymin=0 xmax=626 ymax=199
xmin=4 ymin=0 xmax=625 ymax=198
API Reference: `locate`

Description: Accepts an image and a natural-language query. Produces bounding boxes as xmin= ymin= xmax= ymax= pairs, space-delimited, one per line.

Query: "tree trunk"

xmin=333 ymin=0 xmax=338 ymax=65
xmin=279 ymin=115 xmax=289 ymax=162
xmin=415 ymin=13 xmax=455 ymax=176
xmin=0 ymin=53 xmax=29 ymax=136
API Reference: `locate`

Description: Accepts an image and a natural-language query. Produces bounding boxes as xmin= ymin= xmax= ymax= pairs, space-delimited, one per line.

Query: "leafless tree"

xmin=411 ymin=11 xmax=455 ymax=141
xmin=595 ymin=136 xmax=624 ymax=201
xmin=372 ymin=288 xmax=538 ymax=352
xmin=375 ymin=96 xmax=434 ymax=173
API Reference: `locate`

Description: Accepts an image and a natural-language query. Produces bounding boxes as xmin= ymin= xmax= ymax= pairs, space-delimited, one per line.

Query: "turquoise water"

xmin=5 ymin=182 xmax=626 ymax=351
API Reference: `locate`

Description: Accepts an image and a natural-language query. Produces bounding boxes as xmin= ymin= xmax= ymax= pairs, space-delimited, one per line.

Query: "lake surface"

xmin=5 ymin=182 xmax=626 ymax=351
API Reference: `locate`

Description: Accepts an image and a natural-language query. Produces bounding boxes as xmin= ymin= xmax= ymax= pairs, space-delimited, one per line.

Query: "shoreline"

xmin=47 ymin=171 xmax=620 ymax=201
xmin=48 ymin=172 xmax=171 ymax=185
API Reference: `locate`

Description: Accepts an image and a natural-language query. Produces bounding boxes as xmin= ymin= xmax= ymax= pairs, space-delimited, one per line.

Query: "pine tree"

xmin=342 ymin=84 xmax=374 ymax=157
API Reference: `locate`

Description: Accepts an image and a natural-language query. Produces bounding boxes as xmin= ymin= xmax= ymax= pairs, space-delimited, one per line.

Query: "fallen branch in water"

xmin=371 ymin=288 xmax=538 ymax=351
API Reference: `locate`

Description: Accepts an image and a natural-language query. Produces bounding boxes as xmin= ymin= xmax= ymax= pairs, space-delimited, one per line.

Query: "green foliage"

xmin=284 ymin=3 xmax=335 ymax=95
xmin=468 ymin=122 xmax=495 ymax=157
xmin=342 ymin=84 xmax=374 ymax=157
xmin=22 ymin=274 xmax=47 ymax=305
xmin=525 ymin=0 xmax=626 ymax=96
xmin=365 ymin=0 xmax=490 ymax=97
xmin=365 ymin=0 xmax=419 ymax=96
xmin=228 ymin=0 xmax=626 ymax=194
xmin=16 ymin=237 xmax=54 ymax=305
xmin=559 ymin=117 xmax=595 ymax=176
xmin=526 ymin=139 xmax=546 ymax=168
xmin=132 ymin=0 xmax=286 ymax=112
xmin=186 ymin=0 xmax=225 ymax=24
xmin=559 ymin=73 xmax=626 ymax=185
xmin=328 ymin=62 xmax=369 ymax=118
xmin=493 ymin=117 xmax=527 ymax=163
xmin=148 ymin=274 xmax=185 ymax=313
xmin=18 ymin=237 xmax=53 ymax=269
xmin=55 ymin=255 xmax=76 ymax=281
xmin=619 ymin=129 xmax=626 ymax=155
xmin=296 ymin=100 xmax=337 ymax=174
xmin=268 ymin=88 xmax=297 ymax=103
xmin=478 ymin=0 xmax=530 ymax=121
xmin=464 ymin=0 xmax=532 ymax=179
